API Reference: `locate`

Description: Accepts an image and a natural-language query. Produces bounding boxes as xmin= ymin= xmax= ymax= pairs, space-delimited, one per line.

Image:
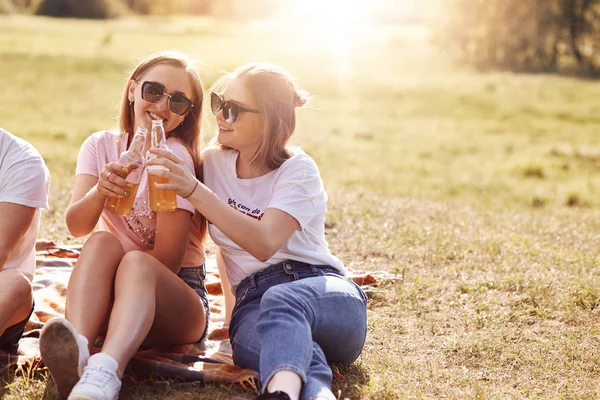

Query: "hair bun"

xmin=294 ymin=90 xmax=309 ymax=108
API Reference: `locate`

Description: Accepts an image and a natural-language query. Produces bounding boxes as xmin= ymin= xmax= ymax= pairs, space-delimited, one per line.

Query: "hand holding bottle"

xmin=98 ymin=163 xmax=133 ymax=199
xmin=104 ymin=127 xmax=148 ymax=216
xmin=147 ymin=147 xmax=199 ymax=200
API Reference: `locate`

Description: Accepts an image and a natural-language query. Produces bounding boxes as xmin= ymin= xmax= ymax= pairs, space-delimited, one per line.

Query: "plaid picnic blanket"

xmin=0 ymin=240 xmax=392 ymax=393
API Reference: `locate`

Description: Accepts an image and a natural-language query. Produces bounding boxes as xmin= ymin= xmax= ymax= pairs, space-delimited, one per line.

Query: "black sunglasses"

xmin=140 ymin=81 xmax=194 ymax=116
xmin=211 ymin=92 xmax=258 ymax=123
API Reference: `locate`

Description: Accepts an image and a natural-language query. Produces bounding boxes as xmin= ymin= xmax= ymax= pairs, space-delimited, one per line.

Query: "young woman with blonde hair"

xmin=148 ymin=62 xmax=367 ymax=400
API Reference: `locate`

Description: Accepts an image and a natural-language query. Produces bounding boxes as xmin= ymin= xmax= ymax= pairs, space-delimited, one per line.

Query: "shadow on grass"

xmin=0 ymin=362 xmax=59 ymax=400
xmin=119 ymin=379 xmax=254 ymax=400
xmin=0 ymin=365 xmax=17 ymax=398
xmin=115 ymin=363 xmax=372 ymax=399
xmin=0 ymin=361 xmax=370 ymax=399
xmin=332 ymin=362 xmax=370 ymax=399
xmin=40 ymin=382 xmax=59 ymax=399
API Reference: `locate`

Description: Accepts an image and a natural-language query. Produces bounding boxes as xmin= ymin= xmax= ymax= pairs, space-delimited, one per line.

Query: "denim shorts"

xmin=177 ymin=265 xmax=210 ymax=343
xmin=0 ymin=301 xmax=35 ymax=353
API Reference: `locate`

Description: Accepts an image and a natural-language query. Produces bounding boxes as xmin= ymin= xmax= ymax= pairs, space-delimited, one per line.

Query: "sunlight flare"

xmin=286 ymin=0 xmax=370 ymax=55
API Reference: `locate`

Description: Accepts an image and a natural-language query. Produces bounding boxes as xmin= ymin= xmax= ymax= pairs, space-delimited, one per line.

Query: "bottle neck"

xmin=130 ymin=134 xmax=146 ymax=154
xmin=151 ymin=123 xmax=167 ymax=148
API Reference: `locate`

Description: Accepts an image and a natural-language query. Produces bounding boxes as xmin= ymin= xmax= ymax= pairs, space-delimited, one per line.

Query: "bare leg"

xmin=0 ymin=269 xmax=32 ymax=335
xmin=41 ymin=232 xmax=124 ymax=398
xmin=65 ymin=231 xmax=124 ymax=346
xmin=101 ymin=251 xmax=206 ymax=377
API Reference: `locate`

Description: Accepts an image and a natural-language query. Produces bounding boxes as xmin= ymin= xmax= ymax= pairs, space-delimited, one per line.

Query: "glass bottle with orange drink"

xmin=105 ymin=126 xmax=148 ymax=216
xmin=147 ymin=119 xmax=177 ymax=212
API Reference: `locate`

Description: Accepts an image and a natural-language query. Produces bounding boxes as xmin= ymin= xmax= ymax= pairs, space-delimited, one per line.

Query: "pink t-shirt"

xmin=76 ymin=130 xmax=204 ymax=267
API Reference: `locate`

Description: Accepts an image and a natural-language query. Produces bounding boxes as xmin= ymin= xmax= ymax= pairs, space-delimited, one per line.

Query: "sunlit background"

xmin=3 ymin=0 xmax=600 ymax=399
xmin=269 ymin=0 xmax=422 ymax=55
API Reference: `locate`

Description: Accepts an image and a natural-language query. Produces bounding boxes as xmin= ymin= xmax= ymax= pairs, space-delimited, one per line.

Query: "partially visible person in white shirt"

xmin=0 ymin=128 xmax=50 ymax=353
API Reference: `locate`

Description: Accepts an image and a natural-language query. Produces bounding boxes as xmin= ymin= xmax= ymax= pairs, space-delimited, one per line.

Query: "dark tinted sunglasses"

xmin=140 ymin=81 xmax=193 ymax=116
xmin=211 ymin=92 xmax=258 ymax=123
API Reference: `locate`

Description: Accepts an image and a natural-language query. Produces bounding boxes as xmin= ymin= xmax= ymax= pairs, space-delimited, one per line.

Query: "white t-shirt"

xmin=0 ymin=129 xmax=50 ymax=279
xmin=202 ymin=146 xmax=345 ymax=288
xmin=75 ymin=130 xmax=204 ymax=267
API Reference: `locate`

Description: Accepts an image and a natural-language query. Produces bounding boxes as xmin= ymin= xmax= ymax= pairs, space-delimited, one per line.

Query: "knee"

xmin=85 ymin=231 xmax=123 ymax=251
xmin=0 ymin=270 xmax=32 ymax=303
xmin=78 ymin=231 xmax=124 ymax=267
xmin=261 ymin=285 xmax=298 ymax=310
xmin=75 ymin=232 xmax=124 ymax=275
xmin=115 ymin=251 xmax=157 ymax=285
xmin=258 ymin=285 xmax=310 ymax=326
xmin=120 ymin=250 xmax=148 ymax=267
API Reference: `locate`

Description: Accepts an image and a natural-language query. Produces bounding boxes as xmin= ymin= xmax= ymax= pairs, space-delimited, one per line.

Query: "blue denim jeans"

xmin=229 ymin=260 xmax=368 ymax=400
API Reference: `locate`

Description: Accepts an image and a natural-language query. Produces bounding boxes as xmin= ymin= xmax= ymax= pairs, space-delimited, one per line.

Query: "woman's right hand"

xmin=96 ymin=162 xmax=132 ymax=198
xmin=146 ymin=148 xmax=199 ymax=198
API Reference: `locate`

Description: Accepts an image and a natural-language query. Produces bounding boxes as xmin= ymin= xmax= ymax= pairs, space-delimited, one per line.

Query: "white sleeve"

xmin=267 ymin=156 xmax=327 ymax=230
xmin=0 ymin=157 xmax=49 ymax=209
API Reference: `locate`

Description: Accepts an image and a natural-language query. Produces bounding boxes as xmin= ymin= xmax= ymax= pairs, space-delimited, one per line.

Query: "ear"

xmin=127 ymin=80 xmax=136 ymax=103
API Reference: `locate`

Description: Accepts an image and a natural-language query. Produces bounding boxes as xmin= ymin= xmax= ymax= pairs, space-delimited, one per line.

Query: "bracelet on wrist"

xmin=182 ymin=181 xmax=198 ymax=199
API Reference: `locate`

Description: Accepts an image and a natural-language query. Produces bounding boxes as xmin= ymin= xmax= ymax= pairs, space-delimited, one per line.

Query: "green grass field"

xmin=1 ymin=14 xmax=600 ymax=399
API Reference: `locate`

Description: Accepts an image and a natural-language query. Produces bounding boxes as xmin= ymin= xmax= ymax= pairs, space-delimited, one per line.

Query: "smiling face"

xmin=127 ymin=64 xmax=193 ymax=135
xmin=216 ymin=76 xmax=264 ymax=155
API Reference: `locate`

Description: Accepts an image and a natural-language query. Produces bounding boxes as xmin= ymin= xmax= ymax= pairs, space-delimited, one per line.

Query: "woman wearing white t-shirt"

xmin=0 ymin=129 xmax=50 ymax=354
xmin=148 ymin=63 xmax=367 ymax=400
xmin=39 ymin=51 xmax=209 ymax=400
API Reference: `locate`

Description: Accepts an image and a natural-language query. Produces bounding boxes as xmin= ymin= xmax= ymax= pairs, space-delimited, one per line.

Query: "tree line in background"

xmin=4 ymin=0 xmax=599 ymax=73
xmin=433 ymin=0 xmax=600 ymax=72
xmin=0 ymin=0 xmax=279 ymax=19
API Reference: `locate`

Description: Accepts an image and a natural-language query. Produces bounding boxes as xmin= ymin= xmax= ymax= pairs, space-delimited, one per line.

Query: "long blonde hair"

xmin=118 ymin=50 xmax=207 ymax=241
xmin=210 ymin=62 xmax=309 ymax=170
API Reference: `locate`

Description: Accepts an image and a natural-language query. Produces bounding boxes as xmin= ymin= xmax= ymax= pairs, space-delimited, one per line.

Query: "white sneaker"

xmin=40 ymin=317 xmax=90 ymax=397
xmin=68 ymin=353 xmax=122 ymax=400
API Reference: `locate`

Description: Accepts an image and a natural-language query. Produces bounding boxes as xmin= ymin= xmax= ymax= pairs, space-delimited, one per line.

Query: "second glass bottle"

xmin=147 ymin=119 xmax=177 ymax=212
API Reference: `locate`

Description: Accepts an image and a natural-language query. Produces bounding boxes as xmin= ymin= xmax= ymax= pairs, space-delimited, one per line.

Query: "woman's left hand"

xmin=147 ymin=148 xmax=199 ymax=198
